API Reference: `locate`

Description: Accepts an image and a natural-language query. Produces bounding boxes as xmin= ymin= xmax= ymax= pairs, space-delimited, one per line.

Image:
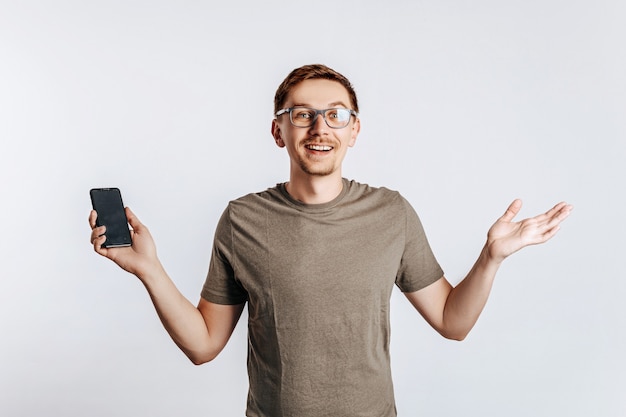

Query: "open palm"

xmin=486 ymin=199 xmax=572 ymax=262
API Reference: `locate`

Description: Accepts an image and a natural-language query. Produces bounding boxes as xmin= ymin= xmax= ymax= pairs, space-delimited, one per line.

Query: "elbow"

xmin=189 ymin=356 xmax=210 ymax=366
xmin=436 ymin=316 xmax=473 ymax=341
xmin=186 ymin=350 xmax=219 ymax=366
xmin=439 ymin=328 xmax=469 ymax=342
xmin=188 ymin=354 xmax=214 ymax=366
xmin=445 ymin=333 xmax=467 ymax=342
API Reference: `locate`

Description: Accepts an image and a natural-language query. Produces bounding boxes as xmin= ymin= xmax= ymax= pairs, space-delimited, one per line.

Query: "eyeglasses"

xmin=275 ymin=107 xmax=358 ymax=129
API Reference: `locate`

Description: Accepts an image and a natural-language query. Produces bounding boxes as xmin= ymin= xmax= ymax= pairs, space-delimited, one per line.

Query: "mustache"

xmin=301 ymin=137 xmax=337 ymax=147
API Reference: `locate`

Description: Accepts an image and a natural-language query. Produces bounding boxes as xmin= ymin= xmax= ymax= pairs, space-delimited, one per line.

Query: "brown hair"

xmin=273 ymin=64 xmax=359 ymax=114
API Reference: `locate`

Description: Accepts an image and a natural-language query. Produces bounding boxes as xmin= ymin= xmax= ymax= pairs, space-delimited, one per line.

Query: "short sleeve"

xmin=201 ymin=206 xmax=249 ymax=305
xmin=395 ymin=198 xmax=444 ymax=293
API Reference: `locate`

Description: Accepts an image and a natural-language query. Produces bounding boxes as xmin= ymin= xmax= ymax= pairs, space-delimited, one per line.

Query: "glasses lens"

xmin=324 ymin=109 xmax=352 ymax=128
xmin=288 ymin=107 xmax=353 ymax=128
xmin=290 ymin=108 xmax=316 ymax=127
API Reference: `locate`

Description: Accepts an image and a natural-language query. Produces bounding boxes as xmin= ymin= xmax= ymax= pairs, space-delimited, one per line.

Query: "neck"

xmin=285 ymin=172 xmax=344 ymax=204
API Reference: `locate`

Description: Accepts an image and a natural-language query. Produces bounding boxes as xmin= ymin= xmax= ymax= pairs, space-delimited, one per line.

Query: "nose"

xmin=308 ymin=111 xmax=328 ymax=133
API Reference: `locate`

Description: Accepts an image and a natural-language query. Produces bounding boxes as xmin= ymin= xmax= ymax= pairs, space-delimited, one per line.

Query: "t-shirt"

xmin=202 ymin=178 xmax=443 ymax=417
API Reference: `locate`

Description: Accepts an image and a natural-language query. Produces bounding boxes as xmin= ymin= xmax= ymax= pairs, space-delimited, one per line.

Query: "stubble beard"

xmin=297 ymin=153 xmax=337 ymax=177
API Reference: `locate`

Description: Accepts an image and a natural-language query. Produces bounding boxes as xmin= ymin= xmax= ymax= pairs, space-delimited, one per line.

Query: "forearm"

xmin=137 ymin=264 xmax=216 ymax=363
xmin=90 ymin=209 xmax=240 ymax=363
xmin=441 ymin=245 xmax=501 ymax=340
xmin=416 ymin=199 xmax=572 ymax=341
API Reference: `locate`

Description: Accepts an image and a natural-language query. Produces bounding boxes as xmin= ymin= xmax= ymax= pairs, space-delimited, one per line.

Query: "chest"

xmin=230 ymin=206 xmax=406 ymax=318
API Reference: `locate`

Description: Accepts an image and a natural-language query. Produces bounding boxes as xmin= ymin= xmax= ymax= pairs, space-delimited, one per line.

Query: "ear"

xmin=271 ymin=119 xmax=285 ymax=148
xmin=348 ymin=117 xmax=361 ymax=147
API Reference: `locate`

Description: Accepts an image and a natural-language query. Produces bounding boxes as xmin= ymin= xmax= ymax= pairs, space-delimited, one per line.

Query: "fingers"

xmin=544 ymin=202 xmax=573 ymax=229
xmin=89 ymin=207 xmax=143 ymax=253
xmin=544 ymin=201 xmax=568 ymax=217
xmin=535 ymin=202 xmax=571 ymax=223
xmin=524 ymin=202 xmax=572 ymax=245
xmin=506 ymin=200 xmax=572 ymax=226
xmin=89 ymin=210 xmax=103 ymax=242
xmin=88 ymin=210 xmax=97 ymax=229
xmin=90 ymin=225 xmax=106 ymax=246
xmin=92 ymin=233 xmax=106 ymax=250
xmin=88 ymin=209 xmax=108 ymax=253
xmin=499 ymin=199 xmax=523 ymax=222
xmin=90 ymin=226 xmax=107 ymax=256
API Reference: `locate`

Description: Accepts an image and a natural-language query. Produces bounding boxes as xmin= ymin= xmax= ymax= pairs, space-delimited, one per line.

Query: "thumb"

xmin=499 ymin=199 xmax=522 ymax=222
xmin=125 ymin=207 xmax=143 ymax=231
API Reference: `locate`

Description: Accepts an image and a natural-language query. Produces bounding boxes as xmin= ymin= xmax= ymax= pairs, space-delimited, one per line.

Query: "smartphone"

xmin=89 ymin=188 xmax=132 ymax=248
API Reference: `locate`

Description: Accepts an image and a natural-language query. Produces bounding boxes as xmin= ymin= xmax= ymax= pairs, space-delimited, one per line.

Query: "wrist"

xmin=482 ymin=242 xmax=505 ymax=267
xmin=135 ymin=258 xmax=166 ymax=285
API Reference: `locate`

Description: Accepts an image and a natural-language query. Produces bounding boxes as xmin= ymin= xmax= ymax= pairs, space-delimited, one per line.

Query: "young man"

xmin=89 ymin=64 xmax=572 ymax=416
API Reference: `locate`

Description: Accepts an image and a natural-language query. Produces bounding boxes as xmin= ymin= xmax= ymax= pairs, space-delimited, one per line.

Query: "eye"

xmin=328 ymin=109 xmax=349 ymax=121
xmin=293 ymin=109 xmax=314 ymax=120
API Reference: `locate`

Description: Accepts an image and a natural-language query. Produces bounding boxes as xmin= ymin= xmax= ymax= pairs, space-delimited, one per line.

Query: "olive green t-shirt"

xmin=202 ymin=179 xmax=443 ymax=417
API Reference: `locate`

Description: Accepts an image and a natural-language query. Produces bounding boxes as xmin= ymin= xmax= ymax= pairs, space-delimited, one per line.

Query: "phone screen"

xmin=90 ymin=188 xmax=132 ymax=248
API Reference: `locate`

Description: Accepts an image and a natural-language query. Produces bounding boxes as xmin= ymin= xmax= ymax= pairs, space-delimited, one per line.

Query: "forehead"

xmin=286 ymin=79 xmax=351 ymax=107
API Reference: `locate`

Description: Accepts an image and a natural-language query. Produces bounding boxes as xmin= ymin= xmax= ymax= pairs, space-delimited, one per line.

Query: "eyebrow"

xmin=291 ymin=101 xmax=350 ymax=109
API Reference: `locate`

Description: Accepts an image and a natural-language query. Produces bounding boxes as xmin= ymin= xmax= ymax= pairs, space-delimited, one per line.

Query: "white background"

xmin=1 ymin=1 xmax=624 ymax=416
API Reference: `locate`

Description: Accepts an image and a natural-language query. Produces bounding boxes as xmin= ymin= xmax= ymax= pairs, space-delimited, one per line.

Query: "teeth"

xmin=307 ymin=144 xmax=332 ymax=151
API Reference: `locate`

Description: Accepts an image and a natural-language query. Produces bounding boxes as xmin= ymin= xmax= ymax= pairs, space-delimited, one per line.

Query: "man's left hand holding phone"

xmin=89 ymin=188 xmax=160 ymax=277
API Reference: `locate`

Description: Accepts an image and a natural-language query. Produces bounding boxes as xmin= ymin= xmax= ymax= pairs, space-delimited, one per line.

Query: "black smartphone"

xmin=89 ymin=188 xmax=132 ymax=248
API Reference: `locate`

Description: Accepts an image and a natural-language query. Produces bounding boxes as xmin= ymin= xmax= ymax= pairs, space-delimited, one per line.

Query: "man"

xmin=89 ymin=64 xmax=572 ymax=416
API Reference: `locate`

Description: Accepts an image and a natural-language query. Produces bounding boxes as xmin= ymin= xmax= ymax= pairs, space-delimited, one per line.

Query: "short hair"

xmin=273 ymin=64 xmax=359 ymax=114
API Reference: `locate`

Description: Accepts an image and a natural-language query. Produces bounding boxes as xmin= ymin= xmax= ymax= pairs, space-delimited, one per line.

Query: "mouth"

xmin=305 ymin=143 xmax=334 ymax=152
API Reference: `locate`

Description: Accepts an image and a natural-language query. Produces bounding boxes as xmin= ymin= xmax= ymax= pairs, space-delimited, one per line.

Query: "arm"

xmin=405 ymin=199 xmax=572 ymax=341
xmin=89 ymin=208 xmax=244 ymax=364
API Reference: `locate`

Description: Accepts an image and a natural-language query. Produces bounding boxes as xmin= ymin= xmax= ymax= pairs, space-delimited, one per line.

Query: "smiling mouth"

xmin=305 ymin=144 xmax=333 ymax=152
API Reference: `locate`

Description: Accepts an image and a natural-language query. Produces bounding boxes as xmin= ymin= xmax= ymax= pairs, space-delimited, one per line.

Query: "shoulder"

xmin=343 ymin=179 xmax=406 ymax=207
xmin=223 ymin=184 xmax=289 ymax=219
xmin=227 ymin=184 xmax=281 ymax=205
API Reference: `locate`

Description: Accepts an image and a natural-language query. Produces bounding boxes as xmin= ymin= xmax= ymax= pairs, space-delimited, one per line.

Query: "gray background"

xmin=1 ymin=0 xmax=624 ymax=416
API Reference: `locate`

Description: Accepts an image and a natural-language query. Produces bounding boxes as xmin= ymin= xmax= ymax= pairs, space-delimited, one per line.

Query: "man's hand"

xmin=89 ymin=207 xmax=160 ymax=277
xmin=486 ymin=199 xmax=573 ymax=263
xmin=89 ymin=208 xmax=243 ymax=363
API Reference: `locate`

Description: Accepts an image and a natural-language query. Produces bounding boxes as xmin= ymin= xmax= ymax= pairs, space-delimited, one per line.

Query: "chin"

xmin=300 ymin=165 xmax=337 ymax=177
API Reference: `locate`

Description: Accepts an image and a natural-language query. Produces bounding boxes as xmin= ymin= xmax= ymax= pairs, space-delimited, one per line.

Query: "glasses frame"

xmin=275 ymin=107 xmax=358 ymax=129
